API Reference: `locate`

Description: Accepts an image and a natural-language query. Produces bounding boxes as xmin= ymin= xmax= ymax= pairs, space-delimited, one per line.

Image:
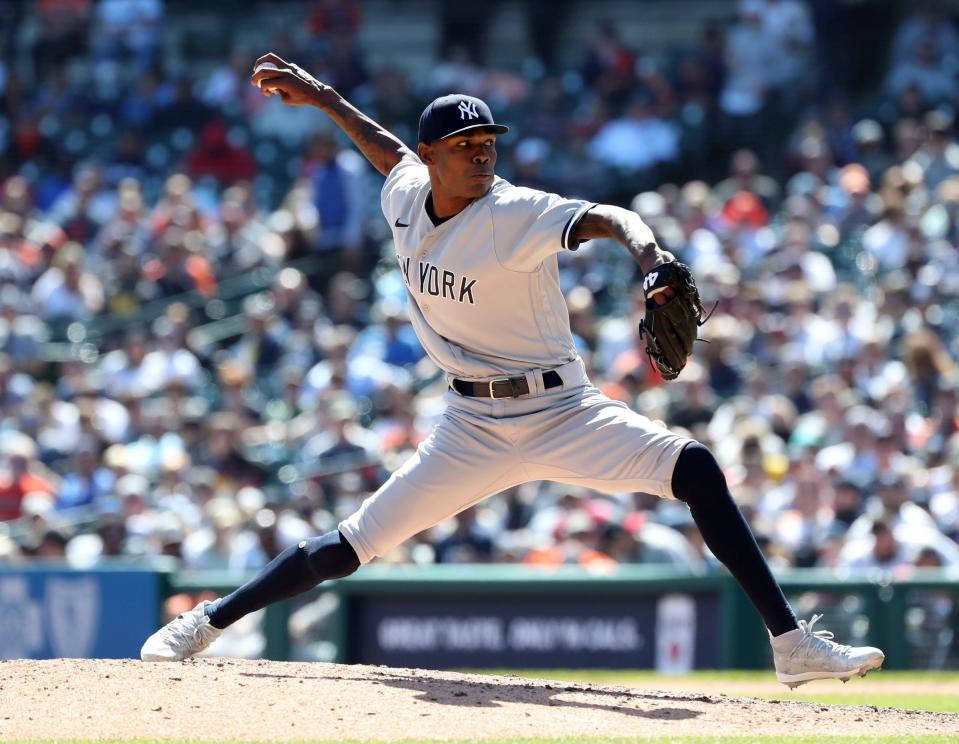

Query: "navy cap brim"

xmin=436 ymin=123 xmax=510 ymax=141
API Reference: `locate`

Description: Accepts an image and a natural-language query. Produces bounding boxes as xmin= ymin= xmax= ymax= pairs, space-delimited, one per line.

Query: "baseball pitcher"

xmin=141 ymin=55 xmax=884 ymax=688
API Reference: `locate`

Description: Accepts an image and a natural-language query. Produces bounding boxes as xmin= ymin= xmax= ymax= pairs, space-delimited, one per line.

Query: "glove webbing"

xmin=639 ymin=298 xmax=718 ymax=379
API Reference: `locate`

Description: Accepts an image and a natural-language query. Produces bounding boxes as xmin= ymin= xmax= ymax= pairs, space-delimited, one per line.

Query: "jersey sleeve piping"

xmin=562 ymin=202 xmax=598 ymax=251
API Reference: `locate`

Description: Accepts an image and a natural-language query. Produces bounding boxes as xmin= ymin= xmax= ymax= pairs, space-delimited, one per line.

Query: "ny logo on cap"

xmin=458 ymin=100 xmax=479 ymax=120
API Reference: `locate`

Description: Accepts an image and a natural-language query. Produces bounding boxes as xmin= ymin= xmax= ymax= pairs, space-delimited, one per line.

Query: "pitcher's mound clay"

xmin=1 ymin=659 xmax=957 ymax=740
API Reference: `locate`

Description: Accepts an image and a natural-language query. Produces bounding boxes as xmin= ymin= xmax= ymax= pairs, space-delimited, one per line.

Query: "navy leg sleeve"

xmin=671 ymin=442 xmax=798 ymax=637
xmin=207 ymin=529 xmax=359 ymax=630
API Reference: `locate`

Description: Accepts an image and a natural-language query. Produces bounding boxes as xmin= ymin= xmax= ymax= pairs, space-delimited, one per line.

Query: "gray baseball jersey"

xmin=338 ymin=155 xmax=692 ymax=565
xmin=382 ymin=154 xmax=594 ymax=378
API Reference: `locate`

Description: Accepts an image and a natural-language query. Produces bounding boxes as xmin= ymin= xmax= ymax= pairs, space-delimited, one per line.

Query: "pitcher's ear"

xmin=417 ymin=142 xmax=433 ymax=165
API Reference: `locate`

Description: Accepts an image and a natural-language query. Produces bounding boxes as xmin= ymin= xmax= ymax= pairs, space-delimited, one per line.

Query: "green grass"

xmin=473 ymin=670 xmax=959 ymax=714
xmin=758 ymin=691 xmax=956 ymax=713
xmin=477 ymin=669 xmax=959 ymax=684
xmin=491 ymin=669 xmax=959 ymax=683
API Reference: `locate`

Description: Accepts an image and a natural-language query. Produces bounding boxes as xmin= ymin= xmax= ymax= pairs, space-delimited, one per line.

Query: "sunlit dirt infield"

xmin=1 ymin=659 xmax=957 ymax=740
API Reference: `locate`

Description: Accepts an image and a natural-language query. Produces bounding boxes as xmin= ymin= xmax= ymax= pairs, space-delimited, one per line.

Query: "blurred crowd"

xmin=1 ymin=0 xmax=958 ymax=581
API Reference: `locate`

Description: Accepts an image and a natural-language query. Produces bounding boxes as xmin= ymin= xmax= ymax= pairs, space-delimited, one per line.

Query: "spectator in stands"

xmin=851 ymin=472 xmax=945 ymax=551
xmin=715 ymin=149 xmax=781 ymax=210
xmin=214 ymin=359 xmax=261 ymax=428
xmin=301 ymin=395 xmax=378 ymax=474
xmin=839 ymin=519 xmax=910 ymax=571
xmin=861 ymin=191 xmax=911 ymax=271
xmin=118 ymin=69 xmax=170 ymax=131
xmin=56 ymin=441 xmax=114 ymax=512
xmin=831 ymin=479 xmax=865 ymax=528
xmin=185 ymin=120 xmax=256 ymax=186
xmin=300 ymin=132 xmax=368 ymax=279
xmin=588 ymin=93 xmax=679 ymax=174
xmin=610 ymin=515 xmax=702 ymax=569
xmin=46 ymin=165 xmax=114 ymax=244
xmin=145 ymin=228 xmax=217 ymax=298
xmin=772 ymin=476 xmax=835 ymax=567
xmin=827 ymin=163 xmax=878 ymax=241
xmin=509 ymin=138 xmax=552 ymax=192
xmin=229 ymin=293 xmax=285 ymax=381
xmin=91 ymin=0 xmax=163 ymax=72
xmin=434 ymin=508 xmax=494 ymax=563
xmin=323 ymin=34 xmax=369 ymax=97
xmin=580 ymin=20 xmax=637 ymax=105
xmin=0 ymin=295 xmax=44 ymax=371
xmin=96 ymin=514 xmax=130 ymax=559
xmin=719 ymin=2 xmax=777 ymax=145
xmin=912 ymin=110 xmax=959 ymax=189
xmin=365 ymin=67 xmax=419 ymax=138
xmin=33 ymin=528 xmax=69 ymax=560
xmin=893 ymin=118 xmax=925 ymax=163
xmin=190 ymin=412 xmax=266 ymax=488
xmin=903 ymin=327 xmax=957 ymax=415
xmin=821 ymin=97 xmax=859 ymax=166
xmin=350 ymin=298 xmax=423 ymax=371
xmin=0 ymin=434 xmax=55 ymax=522
xmin=324 ymin=272 xmax=368 ymax=330
xmin=308 ymin=0 xmax=362 ymax=45
xmin=182 ymin=497 xmax=243 ymax=570
xmin=229 ymin=507 xmax=305 ymax=571
xmin=30 ymin=242 xmax=104 ymax=325
xmin=151 ymin=77 xmax=211 ymax=136
xmin=885 ymin=35 xmax=959 ymax=107
xmin=757 ymin=0 xmax=814 ymax=99
xmin=201 ymin=48 xmax=253 ymax=110
xmin=206 ymin=184 xmax=269 ymax=269
xmin=4 ymin=1 xmax=959 ymax=588
xmin=140 ymin=313 xmax=204 ymax=394
xmin=31 ymin=0 xmax=92 ymax=80
xmin=98 ymin=329 xmax=149 ymax=399
xmin=849 ymin=119 xmax=893 ymax=186
xmin=252 ymin=82 xmax=323 ymax=145
xmin=890 ymin=3 xmax=959 ymax=69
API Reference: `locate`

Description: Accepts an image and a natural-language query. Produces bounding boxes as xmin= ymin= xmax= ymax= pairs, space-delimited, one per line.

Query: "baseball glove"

xmin=637 ymin=261 xmax=713 ymax=381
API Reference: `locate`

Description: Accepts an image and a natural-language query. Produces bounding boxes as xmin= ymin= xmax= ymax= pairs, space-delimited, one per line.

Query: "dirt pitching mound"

xmin=1 ymin=659 xmax=956 ymax=741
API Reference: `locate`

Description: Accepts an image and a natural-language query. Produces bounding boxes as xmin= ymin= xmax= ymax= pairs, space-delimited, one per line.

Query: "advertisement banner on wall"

xmin=348 ymin=592 xmax=719 ymax=669
xmin=0 ymin=568 xmax=161 ymax=659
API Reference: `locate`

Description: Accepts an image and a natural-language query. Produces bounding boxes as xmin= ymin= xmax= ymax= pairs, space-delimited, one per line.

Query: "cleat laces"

xmin=795 ymin=613 xmax=851 ymax=655
xmin=158 ymin=613 xmax=215 ymax=652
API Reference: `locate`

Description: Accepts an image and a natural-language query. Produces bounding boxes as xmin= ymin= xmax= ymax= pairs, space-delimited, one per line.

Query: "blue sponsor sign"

xmin=0 ymin=567 xmax=161 ymax=659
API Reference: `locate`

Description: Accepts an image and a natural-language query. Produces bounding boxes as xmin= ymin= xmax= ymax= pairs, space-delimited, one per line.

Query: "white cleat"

xmin=141 ymin=599 xmax=223 ymax=662
xmin=771 ymin=613 xmax=884 ymax=689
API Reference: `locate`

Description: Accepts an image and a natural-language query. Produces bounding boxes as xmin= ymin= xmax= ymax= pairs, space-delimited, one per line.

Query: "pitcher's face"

xmin=419 ymin=129 xmax=497 ymax=201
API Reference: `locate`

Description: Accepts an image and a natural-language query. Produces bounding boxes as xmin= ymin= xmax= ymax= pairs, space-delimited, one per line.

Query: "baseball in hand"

xmin=254 ymin=61 xmax=282 ymax=88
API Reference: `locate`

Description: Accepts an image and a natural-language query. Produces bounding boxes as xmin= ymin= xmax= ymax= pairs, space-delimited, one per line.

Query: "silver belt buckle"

xmin=488 ymin=377 xmax=511 ymax=399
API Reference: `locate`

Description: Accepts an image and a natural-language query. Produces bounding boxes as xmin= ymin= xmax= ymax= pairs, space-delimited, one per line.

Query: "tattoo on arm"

xmin=317 ymin=94 xmax=417 ymax=177
xmin=570 ymin=204 xmax=665 ymax=272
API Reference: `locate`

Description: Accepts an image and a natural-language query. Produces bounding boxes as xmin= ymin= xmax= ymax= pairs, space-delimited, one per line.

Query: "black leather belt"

xmin=451 ymin=370 xmax=563 ymax=399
